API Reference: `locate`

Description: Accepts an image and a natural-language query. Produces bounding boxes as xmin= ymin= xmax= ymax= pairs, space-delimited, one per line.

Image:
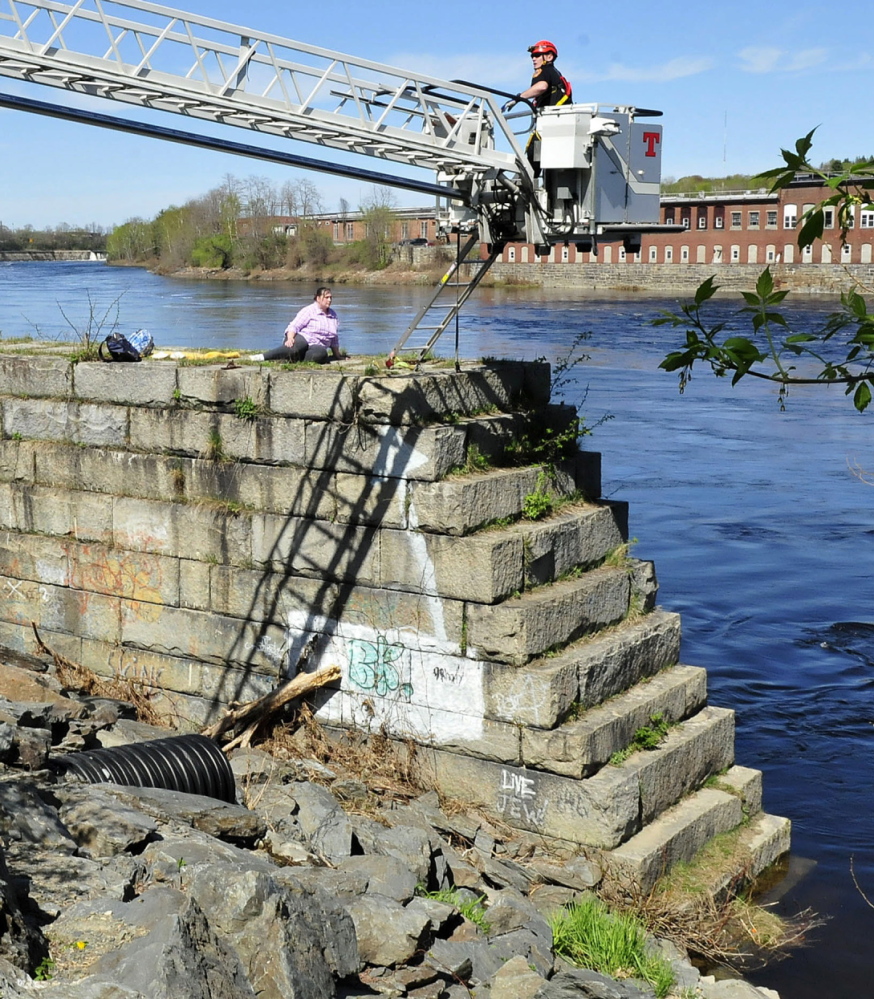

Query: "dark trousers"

xmin=263 ymin=333 xmax=330 ymax=364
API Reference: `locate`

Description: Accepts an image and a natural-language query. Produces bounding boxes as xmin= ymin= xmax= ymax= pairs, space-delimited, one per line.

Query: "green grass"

xmin=550 ymin=896 xmax=674 ymax=997
xmin=609 ymin=712 xmax=672 ymax=766
xmin=416 ymin=886 xmax=490 ymax=933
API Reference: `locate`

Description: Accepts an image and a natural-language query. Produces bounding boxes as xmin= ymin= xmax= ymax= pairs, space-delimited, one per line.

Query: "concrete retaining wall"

xmin=482 ymin=260 xmax=874 ymax=294
xmin=0 ymin=351 xmax=789 ymax=881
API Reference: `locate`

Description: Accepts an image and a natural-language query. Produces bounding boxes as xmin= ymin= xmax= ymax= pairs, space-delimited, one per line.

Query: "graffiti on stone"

xmin=347 ymin=636 xmax=413 ymax=701
xmin=496 ymin=768 xmax=548 ymax=827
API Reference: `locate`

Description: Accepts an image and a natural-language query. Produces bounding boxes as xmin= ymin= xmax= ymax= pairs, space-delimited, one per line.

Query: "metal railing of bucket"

xmin=55 ymin=734 xmax=236 ymax=803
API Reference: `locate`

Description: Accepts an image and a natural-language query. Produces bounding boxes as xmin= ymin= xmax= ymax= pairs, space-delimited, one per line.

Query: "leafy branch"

xmin=657 ymin=131 xmax=874 ymax=412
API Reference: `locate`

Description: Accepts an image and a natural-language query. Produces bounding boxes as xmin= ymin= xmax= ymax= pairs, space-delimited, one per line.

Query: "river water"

xmin=1 ymin=261 xmax=872 ymax=996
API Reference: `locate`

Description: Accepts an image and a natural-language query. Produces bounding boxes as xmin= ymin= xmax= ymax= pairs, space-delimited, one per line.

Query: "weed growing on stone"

xmin=550 ymin=895 xmax=675 ymax=997
xmin=522 ymin=471 xmax=554 ymax=521
xmin=33 ymin=956 xmax=55 ymax=981
xmin=233 ymin=396 xmax=260 ymax=421
xmin=609 ymin=713 xmax=672 ymax=765
xmin=416 ymin=886 xmax=491 ymax=933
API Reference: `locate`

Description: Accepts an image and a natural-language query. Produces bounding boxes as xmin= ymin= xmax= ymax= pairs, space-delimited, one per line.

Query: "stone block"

xmin=69 ymin=541 xmax=180 ymax=607
xmin=607 ymin=787 xmax=744 ymax=892
xmin=331 ymin=472 xmax=408 ymax=528
xmin=252 ymin=513 xmax=379 ymax=585
xmin=313 ymin=679 xmax=521 ymax=764
xmin=0 ymin=355 xmax=71 ymax=397
xmin=75 ymin=635 xmax=126 ymax=679
xmin=73 ymin=362 xmax=177 ymax=406
xmin=356 ymin=367 xmax=525 ymax=425
xmin=621 ymin=706 xmax=736 ymax=824
xmin=176 ymin=365 xmax=267 ymax=407
xmin=129 ymin=407 xmax=216 ymax=456
xmin=208 ymin=565 xmax=336 ymax=624
xmin=0 ymin=439 xmax=35 ymax=481
xmin=409 ymin=462 xmax=583 ymax=536
xmin=573 ymin=450 xmax=602 ymax=500
xmin=712 ymin=765 xmax=763 ymax=817
xmin=120 ymin=599 xmax=288 ymax=672
xmin=0 ymin=575 xmax=121 ymax=644
xmin=212 ymin=413 xmax=305 ymax=465
xmin=467 ymin=567 xmax=630 ymax=666
xmin=521 ymin=665 xmax=708 ymax=778
xmin=415 ymin=748 xmax=640 ymax=848
xmin=268 ymin=369 xmax=358 ymax=421
xmin=378 ymin=527 xmax=524 ymax=603
xmin=2 ymin=397 xmax=70 ymax=442
xmin=27 ymin=486 xmax=115 ymax=544
xmin=32 ymin=443 xmax=181 ymax=502
xmin=185 ymin=459 xmax=333 ymax=518
xmin=307 ymin=421 xmax=465 ymax=481
xmin=113 ymin=496 xmax=252 ymax=565
xmin=520 ymin=502 xmax=627 ymax=587
xmin=484 ymin=657 xmax=580 ymax=729
xmin=0 ymin=530 xmax=70 ymax=586
xmin=576 ymin=609 xmax=682 ymax=708
xmin=178 ymin=558 xmax=212 ymax=611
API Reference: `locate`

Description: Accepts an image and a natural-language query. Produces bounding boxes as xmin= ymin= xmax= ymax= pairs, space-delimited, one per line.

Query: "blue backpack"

xmin=99 ymin=329 xmax=154 ymax=362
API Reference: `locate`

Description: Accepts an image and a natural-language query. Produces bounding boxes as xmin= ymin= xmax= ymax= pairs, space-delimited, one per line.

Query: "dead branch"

xmin=201 ymin=664 xmax=341 ymax=749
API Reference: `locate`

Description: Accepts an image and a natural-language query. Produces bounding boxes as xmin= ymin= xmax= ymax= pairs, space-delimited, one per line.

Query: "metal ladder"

xmin=389 ymin=235 xmax=504 ymax=365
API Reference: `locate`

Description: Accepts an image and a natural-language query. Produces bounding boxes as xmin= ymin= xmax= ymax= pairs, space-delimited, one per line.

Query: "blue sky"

xmin=0 ymin=0 xmax=871 ymax=229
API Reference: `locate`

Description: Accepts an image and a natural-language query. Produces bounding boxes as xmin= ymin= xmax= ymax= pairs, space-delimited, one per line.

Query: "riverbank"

xmin=133 ymin=257 xmax=865 ymax=296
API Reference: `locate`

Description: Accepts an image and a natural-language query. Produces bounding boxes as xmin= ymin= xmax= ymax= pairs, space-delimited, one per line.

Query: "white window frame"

xmin=730 ymin=211 xmax=742 ymax=229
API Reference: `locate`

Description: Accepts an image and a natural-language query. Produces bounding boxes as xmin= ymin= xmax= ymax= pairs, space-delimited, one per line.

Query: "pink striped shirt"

xmin=284 ymin=302 xmax=339 ymax=349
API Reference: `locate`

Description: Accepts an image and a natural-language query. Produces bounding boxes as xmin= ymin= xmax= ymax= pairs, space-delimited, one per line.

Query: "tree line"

xmin=0 ymin=223 xmax=107 ymax=253
xmin=105 ymin=175 xmax=400 ymax=274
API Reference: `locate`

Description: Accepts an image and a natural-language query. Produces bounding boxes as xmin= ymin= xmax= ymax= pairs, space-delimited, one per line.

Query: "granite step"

xmin=521 ymin=663 xmax=709 ymax=778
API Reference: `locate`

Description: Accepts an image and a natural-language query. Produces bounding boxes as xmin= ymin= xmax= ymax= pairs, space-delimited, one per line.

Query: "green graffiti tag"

xmin=347 ymin=637 xmax=413 ymax=701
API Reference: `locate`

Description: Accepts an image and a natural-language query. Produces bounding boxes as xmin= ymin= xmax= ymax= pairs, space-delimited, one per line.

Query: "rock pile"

xmin=0 ymin=654 xmax=780 ymax=999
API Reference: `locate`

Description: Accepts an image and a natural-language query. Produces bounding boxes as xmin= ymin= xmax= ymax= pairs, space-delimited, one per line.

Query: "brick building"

xmin=268 ymin=206 xmax=441 ymax=246
xmin=494 ymin=175 xmax=874 ymax=267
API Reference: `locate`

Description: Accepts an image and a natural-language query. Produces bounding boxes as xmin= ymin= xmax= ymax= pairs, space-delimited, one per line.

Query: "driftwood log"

xmin=201 ymin=664 xmax=341 ymax=750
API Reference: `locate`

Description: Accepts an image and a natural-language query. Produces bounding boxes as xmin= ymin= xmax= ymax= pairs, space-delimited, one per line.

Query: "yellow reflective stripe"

xmin=556 ymin=94 xmax=569 ymax=106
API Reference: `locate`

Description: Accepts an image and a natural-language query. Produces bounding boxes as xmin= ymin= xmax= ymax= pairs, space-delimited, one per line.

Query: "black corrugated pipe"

xmin=55 ymin=734 xmax=236 ymax=803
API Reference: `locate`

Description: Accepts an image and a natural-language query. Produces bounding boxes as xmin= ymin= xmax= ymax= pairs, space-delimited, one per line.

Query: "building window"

xmin=603 ymin=245 xmax=613 ymax=263
xmin=802 ymin=244 xmax=813 ymax=262
xmin=748 ymin=245 xmax=758 ymax=264
xmin=401 ymin=222 xmax=410 ymax=239
xmin=823 ymin=208 xmax=835 ymax=229
xmin=766 ymin=245 xmax=776 ymax=262
xmin=333 ymin=222 xmax=340 ymax=240
xmin=562 ymin=245 xmax=570 ymax=262
xmin=783 ymin=204 xmax=797 ymax=229
xmin=649 ymin=246 xmax=657 ymax=262
xmin=841 ymin=243 xmax=852 ymax=262
xmin=730 ymin=212 xmax=742 ymax=229
xmin=682 ymin=216 xmax=690 ymax=229
xmin=712 ymin=246 xmax=723 ymax=263
xmin=766 ymin=211 xmax=777 ymax=228
xmin=346 ymin=222 xmax=355 ymax=240
xmin=697 ymin=215 xmax=707 ymax=229
xmin=665 ymin=214 xmax=675 ymax=225
xmin=681 ymin=245 xmax=689 ymax=262
xmin=749 ymin=211 xmax=760 ymax=229
xmin=860 ymin=211 xmax=874 ymax=228
xmin=714 ymin=215 xmax=724 ymax=229
xmin=731 ymin=245 xmax=740 ymax=262
xmin=420 ymin=221 xmax=428 ymax=239
xmin=618 ymin=246 xmax=626 ymax=262
xmin=665 ymin=247 xmax=673 ymax=262
xmin=696 ymin=245 xmax=706 ymax=262
xmin=507 ymin=246 xmax=516 ymax=262
xmin=821 ymin=244 xmax=833 ymax=263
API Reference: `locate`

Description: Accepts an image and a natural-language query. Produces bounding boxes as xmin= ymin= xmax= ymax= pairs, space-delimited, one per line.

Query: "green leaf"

xmin=797 ymin=209 xmax=824 ymax=249
xmin=853 ymin=381 xmax=872 ymax=412
xmin=693 ymin=276 xmax=719 ymax=305
xmin=755 ymin=267 xmax=775 ymax=298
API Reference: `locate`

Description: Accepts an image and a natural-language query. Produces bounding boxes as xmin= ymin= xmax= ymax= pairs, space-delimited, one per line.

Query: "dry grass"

xmin=600 ymin=850 xmax=822 ymax=973
xmin=31 ymin=622 xmax=167 ymax=728
xmin=259 ymin=704 xmax=428 ymax=810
